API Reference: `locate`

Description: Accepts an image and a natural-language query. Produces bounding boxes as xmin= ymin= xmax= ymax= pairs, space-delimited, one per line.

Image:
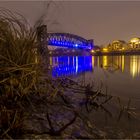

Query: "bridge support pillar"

xmin=37 ymin=25 xmax=49 ymax=74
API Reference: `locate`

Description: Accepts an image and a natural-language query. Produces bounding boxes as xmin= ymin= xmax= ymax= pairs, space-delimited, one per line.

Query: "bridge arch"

xmin=47 ymin=32 xmax=94 ymax=50
xmin=37 ymin=25 xmax=94 ymax=50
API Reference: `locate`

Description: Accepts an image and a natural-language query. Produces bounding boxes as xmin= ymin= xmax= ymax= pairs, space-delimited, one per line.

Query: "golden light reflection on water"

xmin=97 ymin=56 xmax=100 ymax=67
xmin=130 ymin=56 xmax=136 ymax=77
xmin=50 ymin=57 xmax=52 ymax=65
xmin=92 ymin=56 xmax=95 ymax=69
xmin=91 ymin=55 xmax=140 ymax=78
xmin=129 ymin=56 xmax=140 ymax=78
xmin=121 ymin=55 xmax=125 ymax=72
xmin=49 ymin=55 xmax=140 ymax=78
xmin=102 ymin=56 xmax=108 ymax=68
xmin=114 ymin=56 xmax=125 ymax=72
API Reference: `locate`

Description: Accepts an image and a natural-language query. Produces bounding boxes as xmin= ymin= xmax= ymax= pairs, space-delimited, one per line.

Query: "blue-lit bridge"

xmin=47 ymin=33 xmax=94 ymax=50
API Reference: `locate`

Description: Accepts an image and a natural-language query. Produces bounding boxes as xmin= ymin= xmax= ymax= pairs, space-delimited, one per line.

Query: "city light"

xmin=91 ymin=49 xmax=95 ymax=53
xmin=130 ymin=38 xmax=140 ymax=43
xmin=103 ymin=56 xmax=108 ymax=68
xmin=102 ymin=48 xmax=108 ymax=52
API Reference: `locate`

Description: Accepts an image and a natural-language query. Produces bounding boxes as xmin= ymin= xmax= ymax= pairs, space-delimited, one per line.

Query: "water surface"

xmin=49 ymin=55 xmax=140 ymax=138
xmin=50 ymin=55 xmax=140 ymax=98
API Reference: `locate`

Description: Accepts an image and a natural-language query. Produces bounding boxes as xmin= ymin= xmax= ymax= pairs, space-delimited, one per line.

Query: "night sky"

xmin=0 ymin=1 xmax=140 ymax=45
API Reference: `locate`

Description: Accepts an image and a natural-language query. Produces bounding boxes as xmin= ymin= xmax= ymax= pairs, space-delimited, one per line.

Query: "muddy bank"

xmin=20 ymin=79 xmax=140 ymax=139
xmin=1 ymin=78 xmax=140 ymax=139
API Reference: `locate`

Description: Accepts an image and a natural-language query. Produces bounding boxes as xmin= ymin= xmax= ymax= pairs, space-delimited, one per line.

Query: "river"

xmin=49 ymin=55 xmax=140 ymax=138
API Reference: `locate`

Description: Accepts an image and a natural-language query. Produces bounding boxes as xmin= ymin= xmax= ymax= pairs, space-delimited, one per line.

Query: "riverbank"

xmin=1 ymin=77 xmax=139 ymax=139
xmin=0 ymin=77 xmax=109 ymax=139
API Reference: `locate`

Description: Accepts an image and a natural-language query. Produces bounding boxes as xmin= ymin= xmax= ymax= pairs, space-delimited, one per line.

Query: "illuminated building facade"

xmin=101 ymin=38 xmax=140 ymax=52
xmin=101 ymin=40 xmax=127 ymax=52
xmin=111 ymin=40 xmax=127 ymax=51
xmin=129 ymin=38 xmax=140 ymax=50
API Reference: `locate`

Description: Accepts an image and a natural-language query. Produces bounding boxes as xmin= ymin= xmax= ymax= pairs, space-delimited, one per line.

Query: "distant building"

xmin=111 ymin=40 xmax=127 ymax=51
xmin=101 ymin=40 xmax=128 ymax=52
xmin=129 ymin=38 xmax=140 ymax=49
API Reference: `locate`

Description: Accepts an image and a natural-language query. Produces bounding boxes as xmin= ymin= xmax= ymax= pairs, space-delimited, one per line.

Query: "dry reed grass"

xmin=0 ymin=8 xmax=44 ymax=139
xmin=0 ymin=8 xmax=42 ymax=98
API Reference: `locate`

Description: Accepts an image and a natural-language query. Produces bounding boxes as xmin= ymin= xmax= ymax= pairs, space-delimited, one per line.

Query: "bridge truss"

xmin=47 ymin=33 xmax=94 ymax=50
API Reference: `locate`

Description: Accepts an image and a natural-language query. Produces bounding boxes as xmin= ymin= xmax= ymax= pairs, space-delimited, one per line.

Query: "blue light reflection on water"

xmin=50 ymin=56 xmax=92 ymax=78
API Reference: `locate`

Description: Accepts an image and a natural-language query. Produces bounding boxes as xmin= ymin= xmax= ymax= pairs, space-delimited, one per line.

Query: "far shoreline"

xmin=91 ymin=51 xmax=140 ymax=56
xmin=48 ymin=50 xmax=140 ymax=57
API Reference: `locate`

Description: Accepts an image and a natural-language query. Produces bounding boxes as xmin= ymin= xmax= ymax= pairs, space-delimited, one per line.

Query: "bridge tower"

xmin=36 ymin=25 xmax=49 ymax=73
